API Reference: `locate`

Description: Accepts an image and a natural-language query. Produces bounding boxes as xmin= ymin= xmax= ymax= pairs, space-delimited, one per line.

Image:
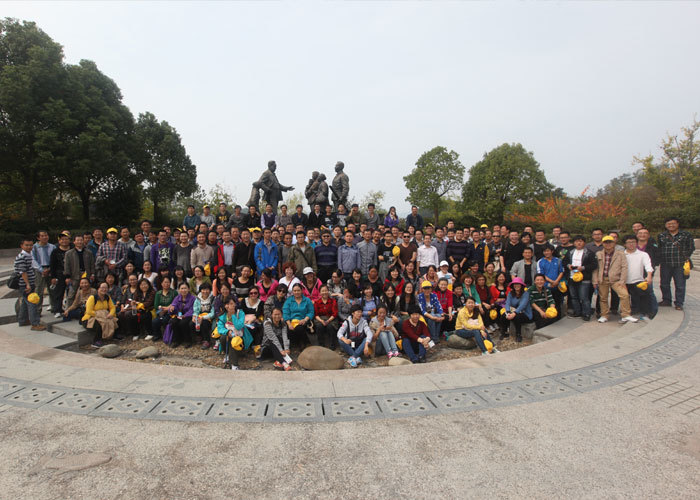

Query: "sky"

xmin=4 ymin=1 xmax=700 ymax=214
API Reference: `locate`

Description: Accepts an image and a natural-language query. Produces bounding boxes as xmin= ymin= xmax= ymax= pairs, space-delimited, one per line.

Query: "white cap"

xmin=303 ymin=267 xmax=314 ymax=275
xmin=439 ymin=260 xmax=449 ymax=267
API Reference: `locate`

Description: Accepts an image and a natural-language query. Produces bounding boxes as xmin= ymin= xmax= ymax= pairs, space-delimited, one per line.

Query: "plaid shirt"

xmin=603 ymin=251 xmax=613 ymax=277
xmin=657 ymin=230 xmax=695 ymax=267
xmin=96 ymin=241 xmax=127 ymax=269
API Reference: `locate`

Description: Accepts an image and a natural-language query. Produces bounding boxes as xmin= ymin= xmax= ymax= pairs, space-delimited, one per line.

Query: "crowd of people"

xmin=12 ymin=199 xmax=695 ymax=370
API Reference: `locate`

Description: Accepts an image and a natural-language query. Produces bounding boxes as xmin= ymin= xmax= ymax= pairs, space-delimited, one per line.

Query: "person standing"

xmin=623 ymin=234 xmax=654 ymax=320
xmin=200 ymin=204 xmax=216 ymax=229
xmin=592 ymin=236 xmax=637 ymax=324
xmin=31 ymin=230 xmax=55 ymax=310
xmin=64 ymin=234 xmax=95 ymax=306
xmin=49 ymin=232 xmax=71 ymax=317
xmin=417 ymin=234 xmax=439 ymax=275
xmin=254 ymin=227 xmax=279 ymax=279
xmin=16 ymin=237 xmax=45 ymax=330
xmin=657 ymin=217 xmax=695 ymax=311
xmin=315 ymin=230 xmax=338 ymax=284
xmin=182 ymin=205 xmax=201 ymax=231
xmin=150 ymin=230 xmax=175 ymax=274
xmin=289 ymin=230 xmax=317 ymax=278
xmin=96 ymin=227 xmax=127 ymax=282
xmin=356 ymin=228 xmax=378 ymax=278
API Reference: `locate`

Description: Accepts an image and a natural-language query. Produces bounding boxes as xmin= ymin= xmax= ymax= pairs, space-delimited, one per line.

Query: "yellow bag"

xmin=483 ymin=339 xmax=493 ymax=353
xmin=558 ymin=281 xmax=567 ymax=293
xmin=27 ymin=292 xmax=40 ymax=305
xmin=683 ymin=260 xmax=691 ymax=277
xmin=545 ymin=306 xmax=558 ymax=319
xmin=396 ymin=339 xmax=402 ymax=351
xmin=231 ymin=336 xmax=243 ymax=350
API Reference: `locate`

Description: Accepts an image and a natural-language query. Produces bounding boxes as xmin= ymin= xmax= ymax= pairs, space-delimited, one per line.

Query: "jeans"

xmin=339 ymin=337 xmax=367 ymax=359
xmin=17 ymin=290 xmax=41 ymax=326
xmin=375 ymin=330 xmax=398 ymax=355
xmin=627 ymin=283 xmax=652 ymax=316
xmin=454 ymin=328 xmax=492 ymax=353
xmin=569 ymin=281 xmax=592 ymax=317
xmin=425 ymin=317 xmax=442 ymax=342
xmin=649 ymin=283 xmax=659 ymax=318
xmin=402 ymin=337 xmax=427 ymax=361
xmin=660 ymin=264 xmax=686 ymax=306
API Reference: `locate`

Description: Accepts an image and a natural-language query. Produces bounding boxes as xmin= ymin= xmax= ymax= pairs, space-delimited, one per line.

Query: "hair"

xmin=623 ymin=234 xmax=638 ymax=243
xmin=664 ymin=216 xmax=679 ymax=224
xmin=276 ymin=283 xmax=288 ymax=294
xmin=534 ymin=273 xmax=546 ymax=281
xmin=199 ymin=282 xmax=212 ymax=291
xmin=350 ymin=303 xmax=363 ymax=314
xmin=573 ymin=235 xmax=585 ymax=242
xmin=282 ymin=261 xmax=297 ymax=274
xmin=407 ymin=304 xmax=421 ymax=315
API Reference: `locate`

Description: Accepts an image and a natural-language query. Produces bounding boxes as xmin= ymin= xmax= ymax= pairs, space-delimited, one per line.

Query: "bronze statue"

xmin=305 ymin=171 xmax=319 ymax=212
xmin=254 ymin=161 xmax=294 ymax=212
xmin=331 ymin=161 xmax=349 ymax=210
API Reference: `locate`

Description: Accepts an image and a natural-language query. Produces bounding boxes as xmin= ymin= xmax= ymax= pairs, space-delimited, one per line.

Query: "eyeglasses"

xmin=249 ymin=291 xmax=259 ymax=295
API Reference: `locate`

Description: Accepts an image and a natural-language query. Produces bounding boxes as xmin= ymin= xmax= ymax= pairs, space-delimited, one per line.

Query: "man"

xmin=365 ymin=203 xmax=379 ymax=230
xmin=405 ymin=205 xmax=424 ymax=231
xmin=432 ymin=227 xmax=447 ymax=263
xmin=15 ymin=237 xmax=45 ymax=330
xmin=200 ymin=204 xmax=215 ymax=228
xmin=291 ymin=204 xmax=308 ymax=229
xmin=636 ymin=227 xmax=660 ymax=318
xmin=467 ymin=230 xmax=490 ymax=272
xmin=230 ymin=226 xmax=241 ymax=246
xmin=216 ymin=203 xmax=231 ymax=227
xmin=592 ymin=235 xmax=637 ymax=324
xmin=261 ymin=203 xmax=278 ymax=229
xmin=232 ymin=229 xmax=256 ymax=274
xmin=447 ymin=229 xmax=469 ymax=271
xmin=623 ymin=234 xmax=654 ymax=320
xmin=278 ymin=232 xmax=294 ymax=274
xmin=537 ymin=244 xmax=564 ymax=316
xmin=244 ymin=205 xmax=260 ymax=229
xmin=347 ymin=204 xmax=367 ymax=226
xmin=226 ymin=205 xmax=246 ymax=231
xmin=174 ymin=231 xmax=193 ymax=276
xmin=128 ymin=232 xmax=148 ymax=272
xmin=556 ymin=231 xmax=574 ymax=261
xmin=398 ymin=230 xmax=418 ymax=270
xmin=96 ymin=227 xmax=127 ymax=281
xmin=139 ymin=219 xmax=152 ymax=240
xmin=183 ymin=205 xmax=201 ymax=231
xmin=631 ymin=221 xmax=644 ymax=235
xmin=215 ymin=229 xmax=235 ymax=275
xmin=585 ymin=228 xmax=604 ymax=255
xmin=48 ymin=231 xmax=71 ymax=317
xmin=377 ymin=231 xmax=396 ymax=282
xmin=254 ymin=227 xmax=279 ymax=279
xmin=510 ymin=247 xmax=537 ymax=287
xmin=289 ymin=230 xmax=317 ymax=278
xmin=87 ymin=228 xmax=103 ymax=257
xmin=400 ymin=305 xmax=431 ymax=363
xmin=533 ymin=229 xmax=549 ymax=261
xmin=119 ymin=227 xmax=135 ymax=251
xmin=356 ymin=228 xmax=378 ymax=278
xmin=308 ymin=203 xmax=324 ymax=229
xmin=190 ymin=232 xmax=215 ymax=270
xmin=278 ymin=204 xmax=292 ymax=228
xmin=417 ymin=234 xmax=439 ymax=275
xmin=549 ymin=226 xmax=562 ymax=247
xmin=315 ymin=230 xmax=338 ymax=283
xmin=337 ymin=230 xmax=361 ymax=276
xmin=562 ymin=235 xmax=597 ymax=321
xmin=31 ymin=230 xmax=55 ymax=310
xmin=657 ymin=217 xmax=695 ymax=310
xmin=501 ymin=230 xmax=525 ymax=275
xmin=64 ymin=234 xmax=95 ymax=305
xmin=150 ymin=230 xmax=175 ymax=273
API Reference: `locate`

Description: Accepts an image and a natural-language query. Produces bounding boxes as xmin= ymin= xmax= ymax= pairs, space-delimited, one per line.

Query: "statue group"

xmin=248 ymin=161 xmax=349 ymax=211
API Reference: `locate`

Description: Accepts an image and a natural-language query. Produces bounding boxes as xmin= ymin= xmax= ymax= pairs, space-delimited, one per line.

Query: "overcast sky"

xmin=5 ymin=1 xmax=700 ymax=214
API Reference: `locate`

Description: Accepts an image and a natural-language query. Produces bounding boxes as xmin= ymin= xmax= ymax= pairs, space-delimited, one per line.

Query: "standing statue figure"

xmin=305 ymin=171 xmax=319 ymax=212
xmin=246 ymin=181 xmax=265 ymax=209
xmin=331 ymin=161 xmax=350 ymax=210
xmin=315 ymin=173 xmax=329 ymax=210
xmin=256 ymin=160 xmax=294 ymax=212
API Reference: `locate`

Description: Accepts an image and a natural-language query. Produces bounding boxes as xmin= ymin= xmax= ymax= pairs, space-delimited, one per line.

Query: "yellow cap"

xmin=545 ymin=306 xmax=558 ymax=319
xmin=231 ymin=336 xmax=243 ymax=351
xmin=572 ymin=271 xmax=583 ymax=282
xmin=558 ymin=281 xmax=568 ymax=293
xmin=106 ymin=227 xmax=118 ymax=234
xmin=636 ymin=281 xmax=648 ymax=291
xmin=27 ymin=292 xmax=40 ymax=305
xmin=392 ymin=246 xmax=400 ymax=257
xmin=483 ymin=339 xmax=493 ymax=352
xmin=421 ymin=280 xmax=433 ymax=288
xmin=602 ymin=235 xmax=615 ymax=243
xmin=489 ymin=309 xmax=498 ymax=320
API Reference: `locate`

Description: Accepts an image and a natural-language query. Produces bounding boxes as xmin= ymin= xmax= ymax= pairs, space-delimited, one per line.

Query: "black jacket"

xmin=562 ymin=247 xmax=598 ymax=282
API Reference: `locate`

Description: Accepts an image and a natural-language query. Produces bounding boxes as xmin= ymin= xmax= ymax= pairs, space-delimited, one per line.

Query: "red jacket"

xmin=314 ymin=297 xmax=338 ymax=318
xmin=435 ymin=289 xmax=453 ymax=312
xmin=489 ymin=284 xmax=511 ymax=305
xmin=401 ymin=319 xmax=429 ymax=342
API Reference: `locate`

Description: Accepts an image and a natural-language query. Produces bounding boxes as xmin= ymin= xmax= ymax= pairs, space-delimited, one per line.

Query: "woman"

xmin=127 ymin=278 xmax=155 ymax=340
xmin=232 ymin=265 xmax=255 ymax=302
xmin=172 ymin=265 xmax=188 ymax=291
xmin=346 ymin=268 xmax=364 ymax=299
xmin=105 ymin=272 xmax=123 ymax=310
xmin=301 ymin=267 xmax=322 ymax=302
xmin=437 ymin=262 xmax=455 ymax=287
xmin=120 ymin=261 xmax=136 ymax=287
xmin=118 ymin=273 xmax=140 ymax=340
xmin=282 ymin=283 xmax=315 ymax=347
xmin=153 ymin=267 xmax=171 ymax=291
xmin=452 ymin=283 xmax=467 ymax=311
xmin=326 ymin=269 xmax=346 ymax=300
xmin=262 ymin=307 xmax=292 ymax=371
xmin=149 ymin=275 xmax=176 ymax=341
xmin=256 ymin=268 xmax=279 ymax=302
xmin=417 ymin=280 xmax=443 ymax=342
xmin=359 ymin=283 xmax=379 ymax=320
xmin=167 ymin=282 xmax=196 ymax=348
xmin=264 ymin=283 xmax=288 ymax=320
xmin=63 ymin=277 xmax=95 ymax=322
xmin=193 ymin=282 xmax=215 ymax=349
xmin=337 ymin=287 xmax=357 ymax=323
xmin=529 ymin=273 xmax=557 ymax=329
xmin=82 ymin=282 xmax=117 ymax=348
xmin=189 ymin=265 xmax=212 ymax=295
xmin=212 ymin=266 xmax=233 ymax=296
xmin=450 ymin=262 xmax=463 ymax=286
xmin=402 ymin=261 xmax=419 ymax=291
xmin=489 ymin=271 xmax=511 ymax=338
xmin=452 ymin=296 xmax=499 ymax=356
xmin=278 ymin=262 xmax=301 ymax=297
xmin=313 ymin=284 xmax=338 ymax=350
xmin=398 ymin=281 xmax=417 ymax=321
xmin=504 ymin=277 xmax=532 ymax=342
xmin=461 ymin=274 xmax=481 ymax=308
xmin=138 ymin=260 xmax=157 ymax=285
xmin=421 ymin=265 xmax=439 ymax=290
xmin=435 ymin=277 xmax=454 ymax=332
xmin=217 ymin=296 xmax=252 ymax=370
xmin=475 ymin=274 xmax=495 ymax=331
xmin=240 ymin=286 xmax=264 ymax=347
xmin=369 ymin=305 xmax=400 ymax=358
xmin=383 ymin=266 xmax=405 ymax=297
xmin=383 ymin=206 xmax=399 ymax=228
xmin=483 ymin=261 xmax=497 ymax=287
xmin=365 ymin=266 xmax=383 ymax=297
xmin=337 ymin=304 xmax=373 ymax=368
xmin=380 ymin=284 xmax=401 ymax=325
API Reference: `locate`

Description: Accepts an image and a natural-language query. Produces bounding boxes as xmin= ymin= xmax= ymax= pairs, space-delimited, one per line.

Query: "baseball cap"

xmin=602 ymin=235 xmax=615 ymax=242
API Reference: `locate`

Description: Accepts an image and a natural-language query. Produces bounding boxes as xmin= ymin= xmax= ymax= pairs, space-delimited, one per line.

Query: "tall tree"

xmin=0 ymin=18 xmax=66 ymax=219
xmin=403 ymin=146 xmax=464 ymax=223
xmin=462 ymin=143 xmax=554 ymax=223
xmin=134 ymin=112 xmax=197 ymax=224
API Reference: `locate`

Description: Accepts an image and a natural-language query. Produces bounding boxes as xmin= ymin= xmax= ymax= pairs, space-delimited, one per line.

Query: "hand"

xmin=281 ymin=350 xmax=289 ymax=356
xmin=481 ymin=330 xmax=487 ymax=339
xmin=363 ymin=344 xmax=370 ymax=356
xmin=25 ymin=284 xmax=31 ymax=293
xmin=343 ymin=337 xmax=351 ymax=345
xmin=506 ymin=312 xmax=515 ymax=321
xmin=63 ymin=311 xmax=69 ymax=317
xmin=539 ymin=310 xmax=546 ymax=318
xmin=168 ymin=305 xmax=175 ymax=313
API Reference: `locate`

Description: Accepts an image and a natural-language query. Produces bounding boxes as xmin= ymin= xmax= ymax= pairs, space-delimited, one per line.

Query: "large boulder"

xmin=447 ymin=334 xmax=476 ymax=350
xmin=297 ymin=346 xmax=344 ymax=370
xmin=388 ymin=356 xmax=412 ymax=366
xmin=98 ymin=344 xmax=122 ymax=358
xmin=134 ymin=346 xmax=160 ymax=359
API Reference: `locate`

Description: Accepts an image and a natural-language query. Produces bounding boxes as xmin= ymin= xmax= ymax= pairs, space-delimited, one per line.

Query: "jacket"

xmin=505 ymin=290 xmax=532 ymax=320
xmin=337 ymin=244 xmax=361 ymax=274
xmin=510 ymin=259 xmax=538 ymax=284
xmin=64 ymin=247 xmax=96 ymax=282
xmin=356 ymin=240 xmax=378 ymax=275
xmin=150 ymin=242 xmax=175 ymax=273
xmin=289 ymin=244 xmax=317 ymax=277
xmin=593 ymin=249 xmax=628 ymax=285
xmin=254 ymin=240 xmax=279 ymax=276
xmin=561 ymin=247 xmax=598 ymax=282
xmin=282 ymin=295 xmax=315 ymax=321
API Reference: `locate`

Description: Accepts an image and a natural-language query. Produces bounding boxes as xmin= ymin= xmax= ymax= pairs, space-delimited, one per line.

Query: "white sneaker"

xmin=144 ymin=335 xmax=154 ymax=341
xmin=621 ymin=316 xmax=639 ymax=323
xmin=132 ymin=335 xmax=138 ymax=341
xmin=491 ymin=348 xmax=500 ymax=353
xmin=481 ymin=351 xmax=489 ymax=356
xmin=231 ymin=365 xmax=239 ymax=371
xmin=598 ymin=317 xmax=608 ymax=323
xmin=54 ymin=312 xmax=62 ymax=318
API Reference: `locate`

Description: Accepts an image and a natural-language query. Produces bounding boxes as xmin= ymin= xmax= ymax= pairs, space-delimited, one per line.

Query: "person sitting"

xmin=359 ymin=283 xmax=379 ymax=320
xmin=262 ymin=307 xmax=292 ymax=371
xmin=264 ymin=283 xmax=288 ymax=320
xmin=189 ymin=265 xmax=212 ymax=295
xmin=417 ymin=280 xmax=444 ymax=342
xmin=300 ymin=267 xmax=322 ymax=301
xmin=82 ymin=282 xmax=118 ymax=348
xmin=282 ymin=283 xmax=315 ymax=347
xmin=192 ymin=282 xmax=215 ymax=349
xmin=63 ymin=277 xmax=95 ymax=322
xmin=313 ymin=285 xmax=339 ymax=350
xmin=217 ymin=296 xmax=253 ymax=370
xmin=240 ymin=286 xmax=264 ymax=351
xmin=504 ymin=277 xmax=532 ymax=342
xmin=529 ymin=273 xmax=557 ymax=329
xmin=150 ymin=275 xmax=176 ymax=341
xmin=451 ymin=296 xmax=498 ymax=356
xmin=278 ymin=262 xmax=301 ymax=297
xmin=400 ymin=305 xmax=431 ymax=363
xmin=168 ymin=283 xmax=196 ymax=348
xmin=369 ymin=305 xmax=400 ymax=359
xmin=336 ymin=304 xmax=373 ymax=367
xmin=128 ymin=278 xmax=155 ymax=341
xmin=256 ymin=268 xmax=279 ymax=302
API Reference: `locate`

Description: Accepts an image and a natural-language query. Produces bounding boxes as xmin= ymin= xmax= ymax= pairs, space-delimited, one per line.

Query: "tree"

xmin=403 ymin=146 xmax=464 ymax=223
xmin=134 ymin=112 xmax=197 ymax=224
xmin=462 ymin=143 xmax=554 ymax=223
xmin=0 ymin=18 xmax=66 ymax=219
xmin=206 ymin=182 xmax=236 ymax=209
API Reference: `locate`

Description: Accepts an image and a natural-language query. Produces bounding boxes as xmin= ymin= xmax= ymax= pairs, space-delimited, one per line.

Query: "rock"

xmin=98 ymin=344 xmax=122 ymax=358
xmin=134 ymin=346 xmax=160 ymax=359
xmin=388 ymin=356 xmax=412 ymax=366
xmin=297 ymin=346 xmax=344 ymax=370
xmin=447 ymin=334 xmax=476 ymax=350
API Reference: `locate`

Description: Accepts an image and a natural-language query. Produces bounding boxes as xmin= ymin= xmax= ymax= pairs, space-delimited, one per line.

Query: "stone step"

xmin=0 ymin=321 xmax=77 ymax=349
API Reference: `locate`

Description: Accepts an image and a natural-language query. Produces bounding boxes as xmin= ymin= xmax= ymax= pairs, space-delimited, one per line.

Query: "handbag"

xmin=7 ymin=272 xmax=20 ymax=290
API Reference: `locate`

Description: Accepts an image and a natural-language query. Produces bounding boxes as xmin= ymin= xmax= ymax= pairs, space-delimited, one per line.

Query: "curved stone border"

xmin=0 ymin=298 xmax=698 ymax=423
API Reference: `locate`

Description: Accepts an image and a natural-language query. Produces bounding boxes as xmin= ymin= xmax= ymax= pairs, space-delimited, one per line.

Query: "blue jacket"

xmin=183 ymin=214 xmax=201 ymax=230
xmin=417 ymin=292 xmax=443 ymax=316
xmin=254 ymin=240 xmax=278 ymax=276
xmin=282 ymin=295 xmax=315 ymax=321
xmin=337 ymin=244 xmax=361 ymax=274
xmin=505 ymin=291 xmax=532 ymax=320
xmin=537 ymin=257 xmax=563 ymax=288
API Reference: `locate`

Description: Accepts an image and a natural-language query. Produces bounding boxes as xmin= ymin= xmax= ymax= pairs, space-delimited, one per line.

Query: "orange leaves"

xmin=510 ymin=193 xmax=627 ymax=226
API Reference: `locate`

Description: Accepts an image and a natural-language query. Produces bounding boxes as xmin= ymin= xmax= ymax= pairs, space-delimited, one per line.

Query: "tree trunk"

xmin=78 ymin=191 xmax=91 ymax=226
xmin=433 ymin=206 xmax=439 ymax=226
xmin=153 ymin=198 xmax=160 ymax=225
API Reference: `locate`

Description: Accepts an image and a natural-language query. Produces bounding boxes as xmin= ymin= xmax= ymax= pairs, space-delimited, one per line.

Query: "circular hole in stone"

xmin=419 ymin=406 xmax=425 ymax=410
xmin=364 ymin=411 xmax=369 ymax=415
xmin=218 ymin=412 xmax=224 ymax=416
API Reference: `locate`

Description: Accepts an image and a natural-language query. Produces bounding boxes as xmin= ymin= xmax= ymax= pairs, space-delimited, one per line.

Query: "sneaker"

xmin=598 ymin=317 xmax=608 ymax=323
xmin=231 ymin=365 xmax=239 ymax=371
xmin=30 ymin=324 xmax=46 ymax=331
xmin=201 ymin=341 xmax=210 ymax=350
xmin=356 ymin=357 xmax=362 ymax=365
xmin=283 ymin=363 xmax=292 ymax=371
xmin=638 ymin=315 xmax=649 ymax=322
xmin=568 ymin=313 xmax=581 ymax=318
xmin=481 ymin=351 xmax=489 ymax=356
xmin=582 ymin=316 xmax=591 ymax=322
xmin=349 ymin=357 xmax=357 ymax=368
xmin=387 ymin=353 xmax=393 ymax=359
xmin=620 ymin=316 xmax=638 ymax=323
xmin=54 ymin=312 xmax=62 ymax=318
xmin=675 ymin=305 xmax=684 ymax=311
xmin=144 ymin=335 xmax=154 ymax=341
xmin=213 ymin=340 xmax=220 ymax=350
xmin=273 ymin=361 xmax=284 ymax=369
xmin=132 ymin=335 xmax=138 ymax=341
xmin=392 ymin=350 xmax=400 ymax=357
xmin=91 ymin=340 xmax=103 ymax=348
xmin=658 ymin=301 xmax=672 ymax=307
xmin=418 ymin=356 xmax=427 ymax=363
xmin=491 ymin=348 xmax=500 ymax=353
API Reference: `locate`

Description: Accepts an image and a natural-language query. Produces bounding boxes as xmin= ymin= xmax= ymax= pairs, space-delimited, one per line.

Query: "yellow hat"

xmin=27 ymin=292 xmax=40 ymax=305
xmin=81 ymin=272 xmax=88 ymax=279
xmin=231 ymin=336 xmax=243 ymax=351
xmin=421 ymin=280 xmax=433 ymax=288
xmin=480 ymin=224 xmax=488 ymax=229
xmin=204 ymin=263 xmax=211 ymax=276
xmin=483 ymin=339 xmax=493 ymax=352
xmin=489 ymin=309 xmax=498 ymax=320
xmin=136 ymin=303 xmax=145 ymax=310
xmin=636 ymin=281 xmax=648 ymax=291
xmin=392 ymin=246 xmax=400 ymax=257
xmin=59 ymin=231 xmax=71 ymax=238
xmin=396 ymin=339 xmax=403 ymax=351
xmin=500 ymin=307 xmax=506 ymax=315
xmin=683 ymin=260 xmax=691 ymax=276
xmin=545 ymin=306 xmax=558 ymax=319
xmin=601 ymin=235 xmax=615 ymax=243
xmin=558 ymin=281 xmax=568 ymax=293
xmin=211 ymin=327 xmax=220 ymax=339
xmin=106 ymin=227 xmax=118 ymax=234
xmin=290 ymin=319 xmax=301 ymax=329
xmin=572 ymin=271 xmax=583 ymax=282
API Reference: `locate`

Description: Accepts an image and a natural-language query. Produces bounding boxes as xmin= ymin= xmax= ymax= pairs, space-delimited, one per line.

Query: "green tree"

xmin=206 ymin=182 xmax=236 ymax=208
xmin=462 ymin=143 xmax=554 ymax=223
xmin=403 ymin=146 xmax=465 ymax=224
xmin=0 ymin=18 xmax=66 ymax=219
xmin=134 ymin=112 xmax=197 ymax=224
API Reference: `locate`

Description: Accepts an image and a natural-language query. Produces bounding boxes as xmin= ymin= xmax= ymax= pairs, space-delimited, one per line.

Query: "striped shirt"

xmin=14 ymin=250 xmax=35 ymax=288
